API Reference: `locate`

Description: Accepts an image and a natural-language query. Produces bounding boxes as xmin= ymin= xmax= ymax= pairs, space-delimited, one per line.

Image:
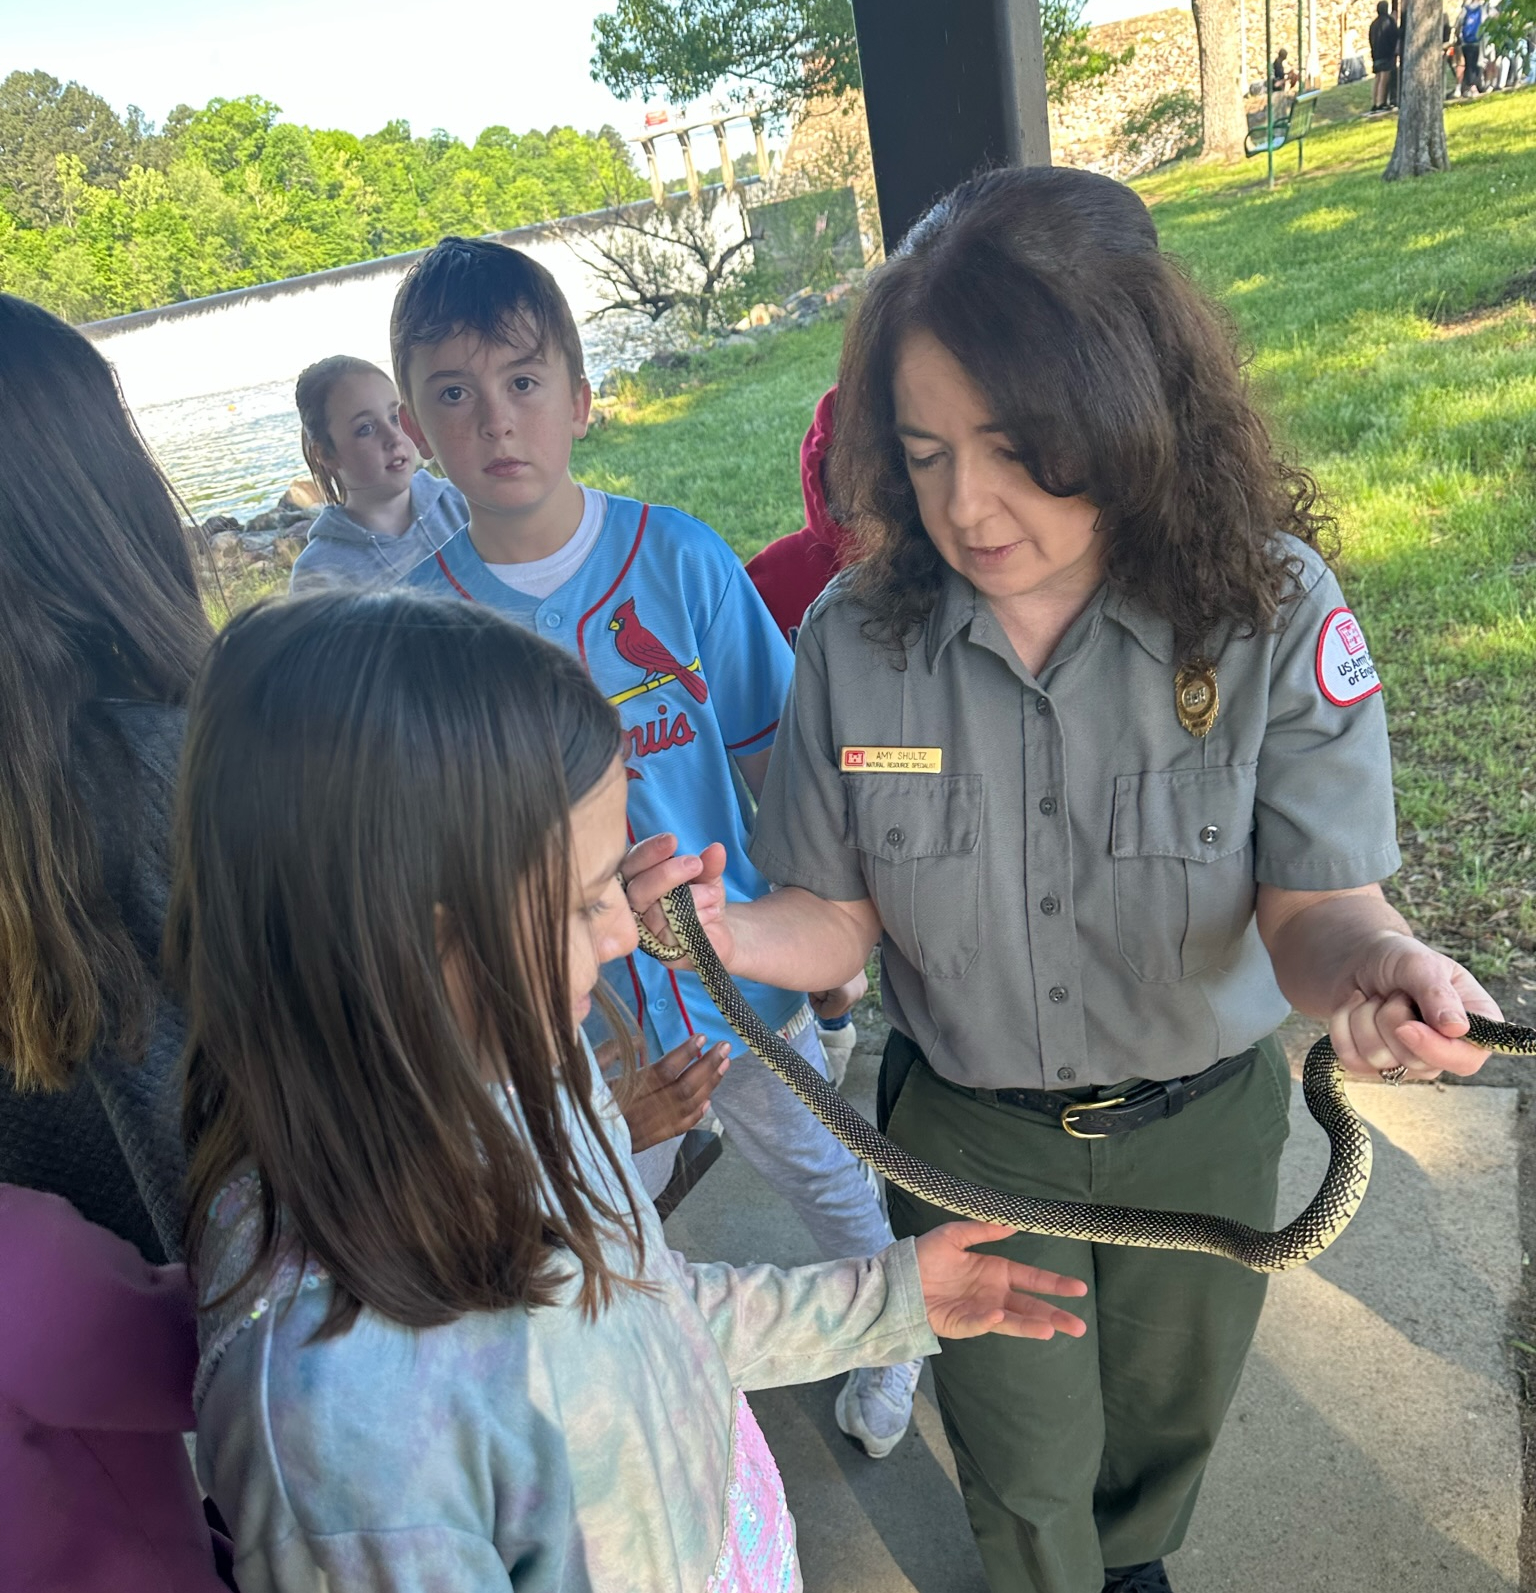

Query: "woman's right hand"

xmin=621 ymin=833 xmax=737 ymax=971
xmin=914 ymin=1222 xmax=1089 ymax=1341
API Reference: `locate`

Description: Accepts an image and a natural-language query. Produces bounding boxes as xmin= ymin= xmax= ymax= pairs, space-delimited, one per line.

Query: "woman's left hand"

xmin=913 ymin=1222 xmax=1088 ymax=1341
xmin=1331 ymin=932 xmax=1503 ymax=1081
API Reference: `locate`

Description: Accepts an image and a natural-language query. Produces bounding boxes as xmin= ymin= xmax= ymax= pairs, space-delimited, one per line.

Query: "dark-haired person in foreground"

xmin=625 ymin=167 xmax=1500 ymax=1593
xmin=0 ymin=293 xmax=229 ymax=1589
xmin=0 ymin=291 xmax=212 ymax=1259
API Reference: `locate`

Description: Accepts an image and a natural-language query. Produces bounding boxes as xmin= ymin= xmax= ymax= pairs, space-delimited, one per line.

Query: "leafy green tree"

xmin=0 ymin=70 xmax=151 ymax=225
xmin=179 ymin=96 xmax=280 ymax=177
xmin=592 ymin=0 xmax=859 ymax=119
xmin=0 ymin=77 xmax=646 ymax=323
xmin=590 ymin=0 xmax=1127 ymax=113
xmin=1042 ymin=0 xmax=1135 ymax=101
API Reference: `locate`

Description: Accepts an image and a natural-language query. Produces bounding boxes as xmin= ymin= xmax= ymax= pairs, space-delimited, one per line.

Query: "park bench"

xmin=1245 ymin=89 xmax=1321 ymax=166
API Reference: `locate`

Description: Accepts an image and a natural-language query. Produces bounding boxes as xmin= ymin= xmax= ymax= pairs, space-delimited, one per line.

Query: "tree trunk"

xmin=1384 ymin=0 xmax=1449 ymax=178
xmin=1190 ymin=0 xmax=1248 ymax=161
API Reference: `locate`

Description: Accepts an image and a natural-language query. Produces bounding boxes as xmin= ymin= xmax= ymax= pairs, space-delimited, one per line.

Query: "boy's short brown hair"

xmin=390 ymin=236 xmax=587 ymax=399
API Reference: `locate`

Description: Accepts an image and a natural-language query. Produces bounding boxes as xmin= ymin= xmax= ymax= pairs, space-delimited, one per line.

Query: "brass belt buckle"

xmin=1060 ymin=1095 xmax=1127 ymax=1140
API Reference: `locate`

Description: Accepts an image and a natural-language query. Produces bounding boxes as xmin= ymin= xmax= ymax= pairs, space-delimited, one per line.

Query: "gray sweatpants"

xmin=635 ymin=1010 xmax=895 ymax=1261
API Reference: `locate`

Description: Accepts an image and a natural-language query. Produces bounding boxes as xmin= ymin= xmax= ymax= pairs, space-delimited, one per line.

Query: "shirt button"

xmin=655 ymin=998 xmax=668 ymax=1011
xmin=1038 ymin=797 xmax=1057 ymax=816
xmin=1040 ymin=896 xmax=1059 ymax=915
xmin=1056 ymin=1066 xmax=1076 ymax=1082
xmin=544 ymin=612 xmax=562 ymax=628
xmin=1049 ymin=985 xmax=1069 ymax=1003
xmin=1200 ymin=824 xmax=1220 ymax=844
xmin=1035 ymin=697 xmax=1052 ymax=715
xmin=886 ymin=826 xmax=905 ymax=847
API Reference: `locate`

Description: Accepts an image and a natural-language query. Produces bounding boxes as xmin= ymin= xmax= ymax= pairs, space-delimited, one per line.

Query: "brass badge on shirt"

xmin=1173 ymin=659 xmax=1219 ymax=738
xmin=840 ymin=746 xmax=944 ymax=773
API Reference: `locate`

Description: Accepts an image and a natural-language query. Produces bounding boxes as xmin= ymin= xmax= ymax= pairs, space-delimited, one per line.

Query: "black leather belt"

xmin=962 ymin=1047 xmax=1258 ymax=1138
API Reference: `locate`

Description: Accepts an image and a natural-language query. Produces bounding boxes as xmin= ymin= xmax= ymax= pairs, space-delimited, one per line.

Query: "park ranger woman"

xmin=627 ymin=165 xmax=1501 ymax=1593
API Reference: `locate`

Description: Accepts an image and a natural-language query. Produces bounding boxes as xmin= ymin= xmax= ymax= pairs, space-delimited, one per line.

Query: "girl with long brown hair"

xmin=624 ymin=166 xmax=1501 ymax=1593
xmin=177 ymin=590 xmax=1086 ymax=1591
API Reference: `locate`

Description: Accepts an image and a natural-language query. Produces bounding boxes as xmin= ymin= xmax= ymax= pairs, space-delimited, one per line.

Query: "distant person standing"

xmin=1445 ymin=12 xmax=1462 ymax=92
xmin=1371 ymin=1 xmax=1401 ymax=108
xmin=1390 ymin=0 xmax=1404 ymax=102
xmin=1457 ymin=0 xmax=1486 ymax=93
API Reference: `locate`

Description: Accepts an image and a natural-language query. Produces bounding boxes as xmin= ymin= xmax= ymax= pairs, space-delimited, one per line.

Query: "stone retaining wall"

xmin=1054 ymin=1 xmax=1377 ymax=174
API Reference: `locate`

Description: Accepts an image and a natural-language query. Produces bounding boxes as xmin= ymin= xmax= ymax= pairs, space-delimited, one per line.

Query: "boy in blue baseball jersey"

xmin=393 ymin=237 xmax=921 ymax=1458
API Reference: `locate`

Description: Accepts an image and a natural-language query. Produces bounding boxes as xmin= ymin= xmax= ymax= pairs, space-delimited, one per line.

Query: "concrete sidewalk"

xmin=664 ymin=1027 xmax=1523 ymax=1592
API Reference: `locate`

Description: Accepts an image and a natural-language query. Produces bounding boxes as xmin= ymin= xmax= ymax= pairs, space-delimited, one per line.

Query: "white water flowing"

xmin=85 ymin=212 xmax=683 ymax=521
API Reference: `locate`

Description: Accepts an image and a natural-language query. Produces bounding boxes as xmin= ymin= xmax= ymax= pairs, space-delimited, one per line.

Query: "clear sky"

xmin=3 ymin=0 xmax=1188 ymax=150
xmin=1 ymin=0 xmax=642 ymax=145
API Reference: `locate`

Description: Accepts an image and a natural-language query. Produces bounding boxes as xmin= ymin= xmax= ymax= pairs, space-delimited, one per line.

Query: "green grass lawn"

xmin=1139 ymin=88 xmax=1536 ymax=975
xmin=577 ymin=89 xmax=1536 ymax=980
xmin=575 ymin=316 xmax=847 ymax=560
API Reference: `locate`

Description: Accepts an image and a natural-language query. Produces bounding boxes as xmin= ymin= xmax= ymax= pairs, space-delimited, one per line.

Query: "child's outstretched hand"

xmin=620 ymin=1035 xmax=731 ymax=1152
xmin=914 ymin=1222 xmax=1088 ymax=1341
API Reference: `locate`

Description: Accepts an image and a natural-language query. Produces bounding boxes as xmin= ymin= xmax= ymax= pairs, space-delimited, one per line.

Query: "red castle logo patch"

xmin=1315 ymin=607 xmax=1380 ymax=706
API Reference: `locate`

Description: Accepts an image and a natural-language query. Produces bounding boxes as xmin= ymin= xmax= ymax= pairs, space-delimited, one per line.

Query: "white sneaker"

xmin=835 ymin=1359 xmax=921 ymax=1459
xmin=817 ymin=1019 xmax=858 ymax=1089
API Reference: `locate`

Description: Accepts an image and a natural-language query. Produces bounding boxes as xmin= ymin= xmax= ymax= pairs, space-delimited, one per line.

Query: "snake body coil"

xmin=639 ymin=889 xmax=1536 ymax=1274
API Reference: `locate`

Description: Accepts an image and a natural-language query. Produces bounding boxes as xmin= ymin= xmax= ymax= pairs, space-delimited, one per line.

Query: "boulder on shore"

xmin=279 ymin=476 xmax=324 ymax=512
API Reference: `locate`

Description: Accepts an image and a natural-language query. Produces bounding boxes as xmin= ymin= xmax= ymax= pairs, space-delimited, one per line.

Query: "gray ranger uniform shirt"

xmin=749 ymin=536 xmax=1400 ymax=1091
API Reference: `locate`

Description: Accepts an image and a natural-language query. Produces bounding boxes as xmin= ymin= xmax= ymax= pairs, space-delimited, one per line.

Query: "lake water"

xmin=133 ymin=380 xmax=313 ymax=521
xmin=89 ymin=216 xmax=696 ymax=523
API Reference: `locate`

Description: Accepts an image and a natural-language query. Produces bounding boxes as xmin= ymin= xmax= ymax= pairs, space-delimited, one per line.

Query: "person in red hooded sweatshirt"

xmin=746 ymin=387 xmax=855 ymax=650
xmin=745 ymin=387 xmax=868 ymax=1083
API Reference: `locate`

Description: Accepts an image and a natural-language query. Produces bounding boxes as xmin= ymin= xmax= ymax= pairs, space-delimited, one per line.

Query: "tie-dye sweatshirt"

xmin=191 ymin=1059 xmax=938 ymax=1592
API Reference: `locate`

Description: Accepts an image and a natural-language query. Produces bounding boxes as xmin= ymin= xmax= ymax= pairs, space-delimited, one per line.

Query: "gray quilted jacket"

xmin=0 ymin=701 xmax=187 ymax=1262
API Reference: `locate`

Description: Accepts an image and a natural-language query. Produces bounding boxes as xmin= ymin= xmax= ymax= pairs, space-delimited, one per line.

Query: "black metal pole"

xmin=849 ymin=0 xmax=1051 ymax=254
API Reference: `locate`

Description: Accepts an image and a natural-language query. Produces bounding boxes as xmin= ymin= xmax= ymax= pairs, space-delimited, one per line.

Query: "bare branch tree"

xmin=559 ymin=189 xmax=762 ymax=337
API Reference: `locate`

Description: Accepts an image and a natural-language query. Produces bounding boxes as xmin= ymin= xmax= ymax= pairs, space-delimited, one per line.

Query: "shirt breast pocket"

xmin=843 ymin=773 xmax=982 ymax=980
xmin=1111 ymin=764 xmax=1258 ymax=984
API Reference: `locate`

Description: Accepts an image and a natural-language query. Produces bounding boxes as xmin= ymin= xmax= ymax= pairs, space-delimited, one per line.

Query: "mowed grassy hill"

xmin=576 ymin=88 xmax=1536 ymax=980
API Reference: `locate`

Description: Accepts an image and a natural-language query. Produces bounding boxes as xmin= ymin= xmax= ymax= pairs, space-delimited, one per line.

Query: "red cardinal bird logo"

xmin=608 ymin=597 xmax=708 ymax=703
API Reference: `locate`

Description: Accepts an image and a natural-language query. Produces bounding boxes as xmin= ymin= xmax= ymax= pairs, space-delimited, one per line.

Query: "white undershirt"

xmin=486 ymin=487 xmax=606 ymax=598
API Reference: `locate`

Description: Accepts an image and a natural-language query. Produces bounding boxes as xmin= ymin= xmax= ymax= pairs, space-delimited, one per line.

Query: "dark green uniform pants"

xmin=883 ymin=1033 xmax=1292 ymax=1593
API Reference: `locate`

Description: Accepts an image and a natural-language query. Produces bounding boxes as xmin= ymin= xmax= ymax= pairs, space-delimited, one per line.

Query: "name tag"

xmin=840 ymin=746 xmax=944 ymax=773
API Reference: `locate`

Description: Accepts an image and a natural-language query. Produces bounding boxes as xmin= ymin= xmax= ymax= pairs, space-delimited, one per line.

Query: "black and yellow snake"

xmin=638 ymin=888 xmax=1536 ymax=1274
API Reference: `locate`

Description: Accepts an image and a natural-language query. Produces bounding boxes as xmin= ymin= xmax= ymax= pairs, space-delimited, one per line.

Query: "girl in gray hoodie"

xmin=287 ymin=355 xmax=466 ymax=593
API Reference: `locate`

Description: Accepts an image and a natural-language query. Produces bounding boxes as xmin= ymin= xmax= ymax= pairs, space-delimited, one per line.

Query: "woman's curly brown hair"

xmin=828 ymin=165 xmax=1334 ymax=662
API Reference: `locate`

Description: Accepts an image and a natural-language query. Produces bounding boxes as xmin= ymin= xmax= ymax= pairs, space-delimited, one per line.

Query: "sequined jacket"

xmin=191 ymin=1060 xmax=937 ymax=1592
